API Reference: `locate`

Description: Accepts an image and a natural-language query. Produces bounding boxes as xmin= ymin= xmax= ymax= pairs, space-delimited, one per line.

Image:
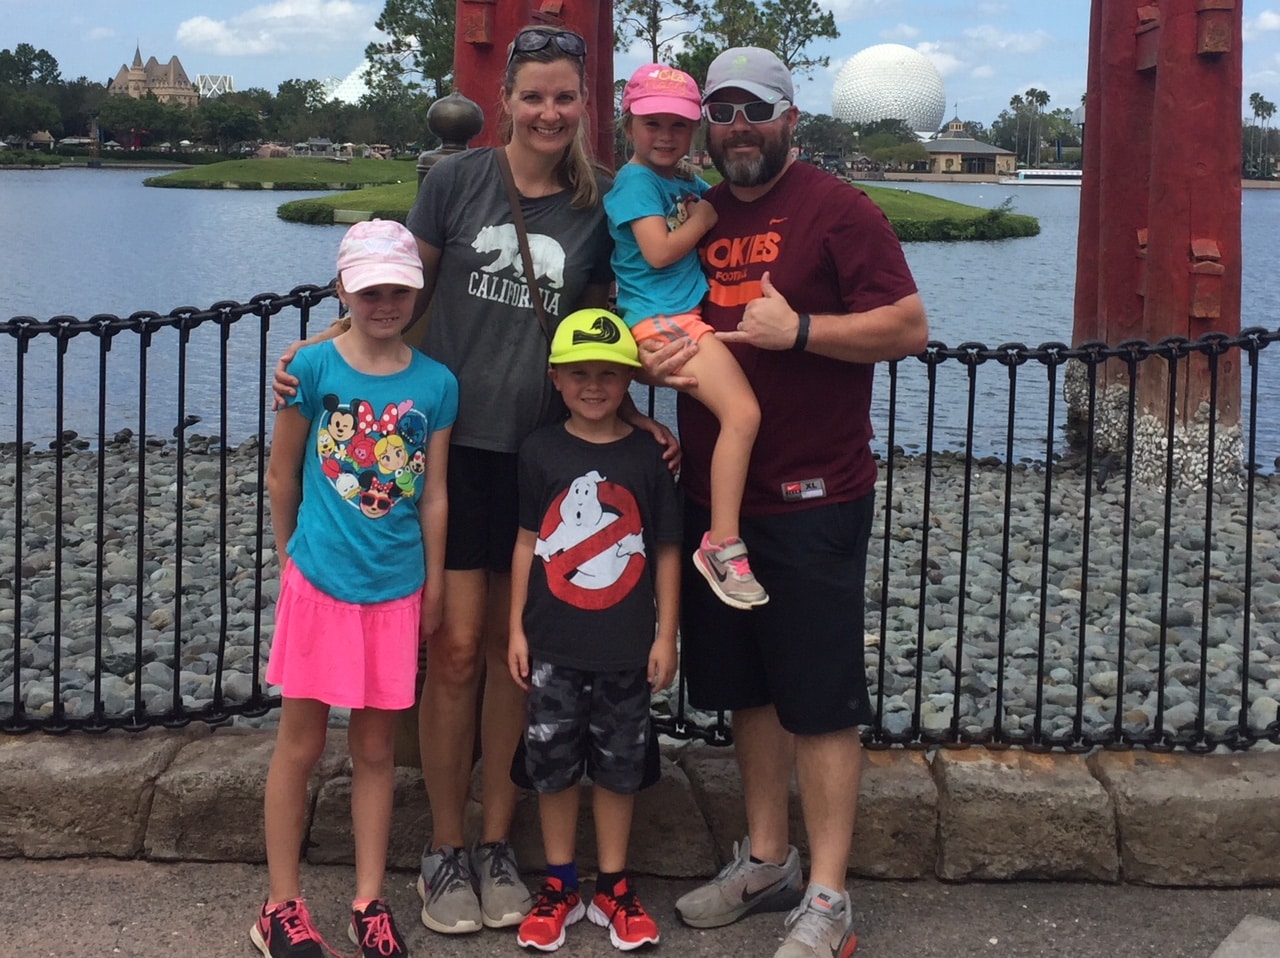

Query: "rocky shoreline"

xmin=2 ymin=439 xmax=1278 ymax=745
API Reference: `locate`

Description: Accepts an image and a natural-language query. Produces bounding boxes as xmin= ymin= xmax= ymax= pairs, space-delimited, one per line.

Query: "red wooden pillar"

xmin=1142 ymin=0 xmax=1242 ymax=425
xmin=1072 ymin=0 xmax=1242 ymax=429
xmin=1073 ymin=3 xmax=1156 ymax=361
xmin=1074 ymin=1 xmax=1157 ymax=394
xmin=453 ymin=1 xmax=615 ymax=166
xmin=1072 ymin=0 xmax=1104 ymax=346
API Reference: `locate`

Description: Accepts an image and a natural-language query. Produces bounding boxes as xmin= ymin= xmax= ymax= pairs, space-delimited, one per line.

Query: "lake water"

xmin=1 ymin=168 xmax=1277 ymax=460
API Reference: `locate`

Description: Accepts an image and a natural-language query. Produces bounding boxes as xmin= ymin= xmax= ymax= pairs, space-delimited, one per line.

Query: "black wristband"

xmin=792 ymin=312 xmax=811 ymax=352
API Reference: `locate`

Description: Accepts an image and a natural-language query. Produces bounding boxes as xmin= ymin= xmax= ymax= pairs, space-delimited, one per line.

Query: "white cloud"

xmin=86 ymin=27 xmax=116 ymax=43
xmin=821 ymin=0 xmax=903 ymax=20
xmin=916 ymin=41 xmax=963 ymax=78
xmin=1254 ymin=11 xmax=1280 ymax=31
xmin=971 ymin=64 xmax=996 ymax=79
xmin=882 ymin=23 xmax=920 ymax=42
xmin=176 ymin=1 xmax=379 ymax=57
xmin=961 ymin=25 xmax=1051 ymax=55
xmin=1245 ymin=67 xmax=1280 ymax=89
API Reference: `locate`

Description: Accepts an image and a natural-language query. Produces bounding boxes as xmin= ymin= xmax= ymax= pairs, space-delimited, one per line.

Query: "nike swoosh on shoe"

xmin=737 ymin=875 xmax=788 ymax=905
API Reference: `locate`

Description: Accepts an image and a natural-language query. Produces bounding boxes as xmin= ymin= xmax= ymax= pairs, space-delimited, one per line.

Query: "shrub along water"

xmin=273 ymin=178 xmax=1040 ymax=241
xmin=143 ymin=159 xmax=1040 ymax=240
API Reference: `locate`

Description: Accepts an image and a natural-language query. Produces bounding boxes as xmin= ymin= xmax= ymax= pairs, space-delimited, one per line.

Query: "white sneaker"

xmin=773 ymin=884 xmax=858 ymax=958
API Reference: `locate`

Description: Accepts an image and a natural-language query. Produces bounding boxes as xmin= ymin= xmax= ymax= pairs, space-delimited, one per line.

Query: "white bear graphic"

xmin=536 ymin=470 xmax=645 ymax=589
xmin=472 ymin=224 xmax=566 ymax=289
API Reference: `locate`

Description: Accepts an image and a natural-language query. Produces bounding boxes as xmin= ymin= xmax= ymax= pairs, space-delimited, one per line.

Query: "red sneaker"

xmin=587 ymin=877 xmax=660 ymax=951
xmin=516 ymin=877 xmax=585 ymax=952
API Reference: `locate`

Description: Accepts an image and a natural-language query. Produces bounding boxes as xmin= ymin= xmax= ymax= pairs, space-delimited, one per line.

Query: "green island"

xmin=144 ymin=157 xmax=1040 ymax=242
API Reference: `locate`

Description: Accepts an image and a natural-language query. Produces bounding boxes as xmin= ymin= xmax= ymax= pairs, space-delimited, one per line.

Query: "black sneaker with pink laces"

xmin=349 ymin=899 xmax=409 ymax=958
xmin=250 ymin=899 xmax=330 ymax=958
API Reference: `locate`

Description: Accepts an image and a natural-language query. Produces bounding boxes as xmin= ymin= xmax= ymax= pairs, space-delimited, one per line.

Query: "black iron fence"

xmin=2 ymin=290 xmax=1278 ymax=752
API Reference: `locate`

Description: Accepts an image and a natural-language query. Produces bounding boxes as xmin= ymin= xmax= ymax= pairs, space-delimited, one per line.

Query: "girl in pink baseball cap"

xmin=254 ymin=218 xmax=458 ymax=958
xmin=604 ymin=65 xmax=769 ymax=611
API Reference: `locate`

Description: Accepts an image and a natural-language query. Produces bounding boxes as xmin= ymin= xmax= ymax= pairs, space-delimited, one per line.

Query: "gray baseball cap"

xmin=702 ymin=47 xmax=795 ymax=105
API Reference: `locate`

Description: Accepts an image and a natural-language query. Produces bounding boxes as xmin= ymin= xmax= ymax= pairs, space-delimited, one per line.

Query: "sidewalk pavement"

xmin=3 ymin=727 xmax=1280 ymax=956
xmin=5 ymin=859 xmax=1279 ymax=958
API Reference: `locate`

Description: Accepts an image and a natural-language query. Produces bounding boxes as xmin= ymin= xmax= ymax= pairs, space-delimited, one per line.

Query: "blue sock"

xmin=547 ymin=860 xmax=578 ymax=891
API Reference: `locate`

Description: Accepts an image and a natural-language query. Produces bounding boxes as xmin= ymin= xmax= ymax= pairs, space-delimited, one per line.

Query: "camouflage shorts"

xmin=517 ymin=659 xmax=658 ymax=795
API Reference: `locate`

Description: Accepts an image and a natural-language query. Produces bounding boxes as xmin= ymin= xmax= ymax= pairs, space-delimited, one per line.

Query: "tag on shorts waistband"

xmin=781 ymin=478 xmax=827 ymax=502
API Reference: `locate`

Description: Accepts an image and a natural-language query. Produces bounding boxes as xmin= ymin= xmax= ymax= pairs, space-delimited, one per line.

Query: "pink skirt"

xmin=267 ymin=560 xmax=421 ymax=710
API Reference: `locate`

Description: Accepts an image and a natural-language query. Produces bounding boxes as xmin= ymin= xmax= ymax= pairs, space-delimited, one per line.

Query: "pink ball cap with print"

xmin=337 ymin=219 xmax=425 ymax=292
xmin=622 ymin=63 xmax=703 ymax=121
xmin=702 ymin=47 xmax=795 ymax=105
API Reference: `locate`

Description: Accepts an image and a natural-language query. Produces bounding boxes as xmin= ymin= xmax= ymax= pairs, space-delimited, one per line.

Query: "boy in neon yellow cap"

xmin=506 ymin=308 xmax=681 ymax=952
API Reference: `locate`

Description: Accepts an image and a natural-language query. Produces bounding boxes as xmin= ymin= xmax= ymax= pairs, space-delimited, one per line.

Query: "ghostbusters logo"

xmin=535 ymin=470 xmax=646 ymax=610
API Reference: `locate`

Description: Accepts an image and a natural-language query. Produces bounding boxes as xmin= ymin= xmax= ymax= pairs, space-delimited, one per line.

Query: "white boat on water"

xmin=999 ymin=168 xmax=1083 ymax=185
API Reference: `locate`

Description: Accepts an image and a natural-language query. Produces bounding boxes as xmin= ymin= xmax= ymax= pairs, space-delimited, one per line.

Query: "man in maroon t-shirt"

xmin=641 ymin=47 xmax=928 ymax=958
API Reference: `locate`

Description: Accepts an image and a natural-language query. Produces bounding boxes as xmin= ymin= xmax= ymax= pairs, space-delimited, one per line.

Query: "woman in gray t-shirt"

xmin=400 ymin=25 xmax=677 ymax=939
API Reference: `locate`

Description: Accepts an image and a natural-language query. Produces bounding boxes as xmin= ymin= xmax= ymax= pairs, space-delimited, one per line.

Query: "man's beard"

xmin=709 ymin=126 xmax=791 ymax=187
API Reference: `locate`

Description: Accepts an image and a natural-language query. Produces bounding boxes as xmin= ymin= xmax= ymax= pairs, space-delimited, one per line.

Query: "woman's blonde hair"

xmin=499 ymin=27 xmax=600 ymax=209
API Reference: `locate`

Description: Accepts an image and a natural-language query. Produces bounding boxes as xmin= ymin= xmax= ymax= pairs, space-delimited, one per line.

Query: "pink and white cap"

xmin=622 ymin=64 xmax=702 ymax=121
xmin=337 ymin=219 xmax=424 ymax=292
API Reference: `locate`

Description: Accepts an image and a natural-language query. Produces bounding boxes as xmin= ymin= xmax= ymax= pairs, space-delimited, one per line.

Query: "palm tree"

xmin=1249 ymin=91 xmax=1263 ymax=176
xmin=1033 ymin=89 xmax=1051 ymax=165
xmin=1023 ymin=88 xmax=1039 ymax=166
xmin=1262 ymin=98 xmax=1277 ymax=178
xmin=1024 ymin=87 xmax=1050 ymax=167
xmin=1009 ymin=93 xmax=1024 ymax=165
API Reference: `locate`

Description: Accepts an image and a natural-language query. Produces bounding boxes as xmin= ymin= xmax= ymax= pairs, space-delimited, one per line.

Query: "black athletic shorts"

xmin=680 ymin=494 xmax=876 ymax=735
xmin=443 ymin=445 xmax=519 ymax=573
xmin=513 ymin=659 xmax=660 ymax=795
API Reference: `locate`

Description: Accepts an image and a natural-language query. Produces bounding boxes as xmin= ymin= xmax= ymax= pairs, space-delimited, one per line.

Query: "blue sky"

xmin=6 ymin=0 xmax=1280 ymax=127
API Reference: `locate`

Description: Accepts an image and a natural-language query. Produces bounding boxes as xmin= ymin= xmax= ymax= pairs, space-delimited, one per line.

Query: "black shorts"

xmin=681 ymin=495 xmax=876 ymax=735
xmin=444 ymin=445 xmax=519 ymax=573
xmin=514 ymin=659 xmax=660 ymax=795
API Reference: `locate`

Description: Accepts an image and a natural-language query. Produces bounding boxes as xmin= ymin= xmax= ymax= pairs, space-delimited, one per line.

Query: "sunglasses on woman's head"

xmin=506 ymin=28 xmax=587 ymax=65
xmin=703 ymin=100 xmax=792 ymax=125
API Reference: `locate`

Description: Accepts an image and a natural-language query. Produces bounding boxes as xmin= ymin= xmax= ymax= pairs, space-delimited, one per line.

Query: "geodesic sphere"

xmin=832 ymin=44 xmax=947 ymax=132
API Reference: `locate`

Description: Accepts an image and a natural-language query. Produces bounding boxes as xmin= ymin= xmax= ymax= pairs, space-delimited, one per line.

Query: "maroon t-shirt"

xmin=679 ymin=161 xmax=918 ymax=515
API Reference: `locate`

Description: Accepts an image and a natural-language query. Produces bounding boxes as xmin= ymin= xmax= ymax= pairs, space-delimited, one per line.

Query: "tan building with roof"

xmin=923 ymin=116 xmax=1016 ymax=175
xmin=107 ymin=47 xmax=199 ymax=107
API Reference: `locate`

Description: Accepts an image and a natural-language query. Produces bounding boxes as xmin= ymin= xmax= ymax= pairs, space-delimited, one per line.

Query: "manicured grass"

xmin=144 ymin=157 xmax=418 ymax=189
xmin=860 ymin=184 xmax=977 ymax=218
xmin=860 ymin=184 xmax=1040 ymax=241
xmin=255 ymin=159 xmax=1040 ymax=241
xmin=278 ymin=181 xmax=422 ymax=224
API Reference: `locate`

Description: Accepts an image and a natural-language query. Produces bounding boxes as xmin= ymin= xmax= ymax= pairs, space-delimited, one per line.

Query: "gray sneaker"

xmin=692 ymin=534 xmax=769 ymax=609
xmin=774 ymin=885 xmax=858 ymax=958
xmin=674 ymin=836 xmax=803 ymax=928
xmin=416 ymin=844 xmax=482 ymax=934
xmin=473 ymin=839 xmax=534 ymax=928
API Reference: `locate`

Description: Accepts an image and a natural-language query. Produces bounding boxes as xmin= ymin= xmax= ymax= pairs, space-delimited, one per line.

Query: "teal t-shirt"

xmin=604 ymin=162 xmax=710 ymax=325
xmin=285 ymin=340 xmax=458 ymax=603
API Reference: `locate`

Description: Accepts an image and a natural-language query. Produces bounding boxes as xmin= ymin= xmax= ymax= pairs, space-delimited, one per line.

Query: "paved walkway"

xmin=7 ymin=730 xmax=1280 ymax=956
xmin=5 ymin=858 xmax=1279 ymax=958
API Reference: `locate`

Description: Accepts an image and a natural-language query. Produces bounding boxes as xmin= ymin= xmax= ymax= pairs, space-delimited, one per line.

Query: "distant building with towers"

xmin=107 ymin=47 xmax=199 ymax=107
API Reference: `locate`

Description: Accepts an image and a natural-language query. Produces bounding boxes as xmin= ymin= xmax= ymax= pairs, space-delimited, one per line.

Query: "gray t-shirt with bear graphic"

xmin=406 ymin=147 xmax=613 ymax=453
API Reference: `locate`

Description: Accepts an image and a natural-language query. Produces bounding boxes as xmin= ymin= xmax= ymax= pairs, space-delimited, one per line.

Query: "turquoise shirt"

xmin=286 ymin=341 xmax=458 ymax=603
xmin=604 ymin=162 xmax=710 ymax=325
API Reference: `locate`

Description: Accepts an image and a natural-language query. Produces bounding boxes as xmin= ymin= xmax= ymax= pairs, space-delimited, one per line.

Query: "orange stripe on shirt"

xmin=706 ymin=279 xmax=763 ymax=309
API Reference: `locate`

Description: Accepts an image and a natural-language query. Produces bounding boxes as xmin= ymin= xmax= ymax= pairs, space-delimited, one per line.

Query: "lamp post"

xmin=416 ymin=92 xmax=485 ymax=185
